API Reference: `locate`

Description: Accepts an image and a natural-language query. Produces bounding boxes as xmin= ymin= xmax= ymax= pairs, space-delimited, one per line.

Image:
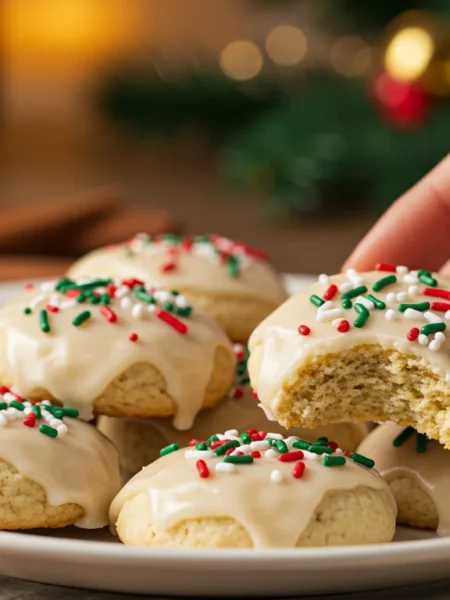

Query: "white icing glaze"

xmin=67 ymin=234 xmax=287 ymax=305
xmin=0 ymin=279 xmax=234 ymax=428
xmin=358 ymin=422 xmax=450 ymax=537
xmin=109 ymin=435 xmax=395 ymax=547
xmin=249 ymin=269 xmax=450 ymax=412
xmin=0 ymin=401 xmax=121 ymax=528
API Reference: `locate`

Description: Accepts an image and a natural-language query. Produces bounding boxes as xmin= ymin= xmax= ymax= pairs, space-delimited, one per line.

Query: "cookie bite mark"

xmin=248 ymin=266 xmax=450 ymax=448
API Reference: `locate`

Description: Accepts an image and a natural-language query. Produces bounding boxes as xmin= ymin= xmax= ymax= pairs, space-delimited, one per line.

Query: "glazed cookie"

xmin=68 ymin=233 xmax=288 ymax=342
xmin=0 ymin=277 xmax=235 ymax=428
xmin=249 ymin=265 xmax=450 ymax=448
xmin=0 ymin=392 xmax=121 ymax=530
xmin=110 ymin=430 xmax=396 ymax=548
xmin=358 ymin=422 xmax=450 ymax=535
xmin=98 ymin=344 xmax=367 ymax=477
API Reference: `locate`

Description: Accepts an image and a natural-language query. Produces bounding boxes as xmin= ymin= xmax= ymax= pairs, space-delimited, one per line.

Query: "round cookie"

xmin=0 ymin=277 xmax=235 ymax=428
xmin=358 ymin=422 xmax=450 ymax=535
xmin=109 ymin=431 xmax=396 ymax=548
xmin=98 ymin=344 xmax=368 ymax=477
xmin=0 ymin=393 xmax=121 ymax=530
xmin=67 ymin=233 xmax=288 ymax=342
xmin=249 ymin=265 xmax=450 ymax=448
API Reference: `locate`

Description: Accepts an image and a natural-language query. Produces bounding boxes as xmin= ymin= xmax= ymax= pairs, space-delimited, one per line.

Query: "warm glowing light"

xmin=330 ymin=37 xmax=372 ymax=77
xmin=385 ymin=27 xmax=434 ymax=82
xmin=265 ymin=25 xmax=307 ymax=66
xmin=220 ymin=41 xmax=263 ymax=81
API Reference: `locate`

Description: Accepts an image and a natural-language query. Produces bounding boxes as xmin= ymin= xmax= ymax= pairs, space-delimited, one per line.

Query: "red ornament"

xmin=371 ymin=72 xmax=430 ymax=129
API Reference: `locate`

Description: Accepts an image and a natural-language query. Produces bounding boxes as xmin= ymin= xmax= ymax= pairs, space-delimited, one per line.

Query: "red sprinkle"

xmin=225 ymin=448 xmax=235 ymax=456
xmin=328 ymin=441 xmax=339 ymax=452
xmin=423 ymin=287 xmax=450 ymax=300
xmin=196 ymin=459 xmax=209 ymax=479
xmin=156 ymin=309 xmax=187 ymax=334
xmin=235 ymin=349 xmax=245 ymax=360
xmin=181 ymin=238 xmax=193 ymax=252
xmin=23 ymin=414 xmax=36 ymax=428
xmin=322 ymin=284 xmax=338 ymax=301
xmin=210 ymin=440 xmax=229 ymax=450
xmin=344 ymin=450 xmax=352 ymax=457
xmin=250 ymin=451 xmax=261 ymax=458
xmin=65 ymin=289 xmax=80 ymax=298
xmin=278 ymin=450 xmax=304 ymax=462
xmin=122 ymin=278 xmax=144 ymax=288
xmin=431 ymin=301 xmax=450 ymax=312
xmin=337 ymin=320 xmax=350 ymax=333
xmin=46 ymin=304 xmax=59 ymax=313
xmin=258 ymin=431 xmax=267 ymax=439
xmin=233 ymin=388 xmax=244 ymax=400
xmin=298 ymin=324 xmax=311 ymax=336
xmin=251 ymin=433 xmax=261 ymax=442
xmin=251 ymin=390 xmax=258 ymax=398
xmin=100 ymin=306 xmax=118 ymax=323
xmin=375 ymin=263 xmax=397 ymax=272
xmin=292 ymin=462 xmax=305 ymax=479
xmin=188 ymin=438 xmax=203 ymax=446
xmin=234 ymin=451 xmax=244 ymax=456
xmin=129 ymin=333 xmax=139 ymax=342
xmin=106 ymin=284 xmax=117 ymax=298
xmin=24 ymin=283 xmax=35 ymax=290
xmin=0 ymin=386 xmax=10 ymax=395
xmin=407 ymin=327 xmax=420 ymax=342
xmin=160 ymin=262 xmax=176 ymax=273
xmin=246 ymin=428 xmax=258 ymax=434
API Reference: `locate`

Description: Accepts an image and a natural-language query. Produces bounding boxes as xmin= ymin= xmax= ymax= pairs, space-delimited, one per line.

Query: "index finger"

xmin=343 ymin=154 xmax=450 ymax=273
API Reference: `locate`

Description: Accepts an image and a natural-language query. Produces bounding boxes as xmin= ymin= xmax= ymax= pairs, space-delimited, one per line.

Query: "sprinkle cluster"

xmin=159 ymin=431 xmax=375 ymax=481
xmin=23 ymin=277 xmax=194 ymax=340
xmin=0 ymin=387 xmax=79 ymax=438
xmin=228 ymin=343 xmax=251 ymax=400
xmin=300 ymin=264 xmax=450 ymax=364
xmin=124 ymin=233 xmax=268 ymax=279
xmin=393 ymin=426 xmax=429 ymax=454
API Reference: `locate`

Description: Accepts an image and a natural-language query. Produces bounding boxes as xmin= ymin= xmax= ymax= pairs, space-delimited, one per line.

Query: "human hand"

xmin=343 ymin=154 xmax=450 ymax=275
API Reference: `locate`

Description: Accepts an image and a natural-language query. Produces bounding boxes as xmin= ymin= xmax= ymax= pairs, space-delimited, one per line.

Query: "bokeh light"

xmin=330 ymin=36 xmax=372 ymax=77
xmin=265 ymin=25 xmax=307 ymax=67
xmin=220 ymin=41 xmax=263 ymax=81
xmin=385 ymin=27 xmax=434 ymax=82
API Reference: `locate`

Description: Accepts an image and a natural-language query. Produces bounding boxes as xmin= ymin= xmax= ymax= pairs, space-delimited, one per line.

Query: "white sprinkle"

xmin=386 ymin=293 xmax=397 ymax=304
xmin=346 ymin=268 xmax=362 ymax=286
xmin=436 ymin=332 xmax=446 ymax=343
xmin=284 ymin=436 xmax=299 ymax=448
xmin=224 ymin=429 xmax=239 ymax=438
xmin=42 ymin=400 xmax=51 ymax=406
xmin=24 ymin=407 xmax=33 ymax=415
xmin=216 ymin=434 xmax=229 ymax=440
xmin=114 ymin=285 xmax=129 ymax=299
xmin=318 ymin=274 xmax=329 ymax=285
xmin=237 ymin=445 xmax=251 ymax=454
xmin=334 ymin=448 xmax=345 ymax=456
xmin=185 ymin=450 xmax=214 ymax=460
xmin=396 ymin=265 xmax=409 ymax=275
xmin=120 ymin=297 xmax=132 ymax=310
xmin=403 ymin=273 xmax=418 ymax=284
xmin=429 ymin=340 xmax=441 ymax=352
xmin=175 ymin=294 xmax=189 ymax=307
xmin=332 ymin=318 xmax=343 ymax=327
xmin=250 ymin=441 xmax=270 ymax=451
xmin=270 ymin=469 xmax=284 ymax=483
xmin=215 ymin=462 xmax=236 ymax=473
xmin=339 ymin=282 xmax=353 ymax=293
xmin=233 ymin=343 xmax=245 ymax=353
xmin=39 ymin=281 xmax=56 ymax=292
xmin=154 ymin=290 xmax=172 ymax=304
xmin=59 ymin=300 xmax=76 ymax=310
xmin=50 ymin=418 xmax=62 ymax=428
xmin=57 ymin=424 xmax=68 ymax=436
xmin=424 ymin=311 xmax=442 ymax=324
xmin=147 ymin=304 xmax=156 ymax=313
xmin=317 ymin=300 xmax=333 ymax=312
xmin=2 ymin=392 xmax=16 ymax=403
xmin=356 ymin=296 xmax=374 ymax=310
xmin=385 ymin=309 xmax=397 ymax=321
xmin=5 ymin=408 xmax=18 ymax=421
xmin=418 ymin=334 xmax=429 ymax=346
xmin=131 ymin=303 xmax=146 ymax=319
xmin=404 ymin=308 xmax=426 ymax=321
xmin=316 ymin=308 xmax=344 ymax=322
xmin=30 ymin=293 xmax=47 ymax=309
xmin=265 ymin=449 xmax=279 ymax=459
xmin=302 ymin=450 xmax=319 ymax=461
xmin=408 ymin=285 xmax=419 ymax=297
xmin=397 ymin=292 xmax=408 ymax=302
xmin=266 ymin=433 xmax=284 ymax=440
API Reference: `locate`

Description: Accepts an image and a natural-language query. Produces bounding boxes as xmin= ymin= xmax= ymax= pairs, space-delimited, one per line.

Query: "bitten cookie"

xmin=0 ymin=277 xmax=235 ymax=428
xmin=0 ymin=393 xmax=121 ymax=530
xmin=110 ymin=430 xmax=396 ymax=548
xmin=67 ymin=233 xmax=288 ymax=342
xmin=98 ymin=344 xmax=367 ymax=477
xmin=358 ymin=422 xmax=450 ymax=535
xmin=249 ymin=265 xmax=450 ymax=448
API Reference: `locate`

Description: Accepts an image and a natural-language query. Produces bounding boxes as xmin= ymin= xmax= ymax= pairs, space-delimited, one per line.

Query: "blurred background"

xmin=1 ymin=0 xmax=450 ymax=277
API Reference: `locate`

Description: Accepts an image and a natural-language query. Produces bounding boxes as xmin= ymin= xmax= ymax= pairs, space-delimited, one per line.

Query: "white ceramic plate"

xmin=0 ymin=275 xmax=447 ymax=597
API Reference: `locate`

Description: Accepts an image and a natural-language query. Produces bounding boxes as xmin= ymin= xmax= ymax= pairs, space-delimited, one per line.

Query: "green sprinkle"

xmin=323 ymin=455 xmax=346 ymax=467
xmin=55 ymin=277 xmax=75 ymax=292
xmin=372 ymin=275 xmax=397 ymax=292
xmin=89 ymin=295 xmax=101 ymax=305
xmin=39 ymin=424 xmax=58 ymax=438
xmin=342 ymin=298 xmax=352 ymax=309
xmin=308 ymin=445 xmax=332 ymax=455
xmin=23 ymin=307 xmax=32 ymax=315
xmin=393 ymin=426 xmax=415 ymax=447
xmin=226 ymin=256 xmax=239 ymax=278
xmin=292 ymin=439 xmax=311 ymax=451
xmin=160 ymin=443 xmax=179 ymax=457
xmin=32 ymin=405 xmax=42 ymax=418
xmin=99 ymin=293 xmax=110 ymax=305
xmin=314 ymin=437 xmax=328 ymax=446
xmin=175 ymin=306 xmax=192 ymax=317
xmin=76 ymin=291 xmax=87 ymax=304
xmin=72 ymin=310 xmax=91 ymax=327
xmin=418 ymin=270 xmax=438 ymax=287
xmin=265 ymin=438 xmax=277 ymax=447
xmin=415 ymin=433 xmax=428 ymax=454
xmin=163 ymin=302 xmax=174 ymax=312
xmin=162 ymin=233 xmax=180 ymax=244
xmin=214 ymin=440 xmax=240 ymax=456
xmin=354 ymin=303 xmax=370 ymax=328
xmin=351 ymin=452 xmax=375 ymax=468
xmin=73 ymin=279 xmax=112 ymax=291
xmin=195 ymin=441 xmax=207 ymax=451
xmin=398 ymin=302 xmax=430 ymax=313
xmin=310 ymin=294 xmax=325 ymax=307
xmin=224 ymin=454 xmax=254 ymax=464
xmin=206 ymin=434 xmax=219 ymax=447
xmin=237 ymin=364 xmax=247 ymax=376
xmin=52 ymin=409 xmax=64 ymax=419
xmin=366 ymin=294 xmax=386 ymax=309
xmin=134 ymin=287 xmax=156 ymax=304
xmin=39 ymin=309 xmax=50 ymax=333
xmin=239 ymin=432 xmax=251 ymax=444
xmin=61 ymin=407 xmax=78 ymax=419
xmin=275 ymin=440 xmax=288 ymax=454
xmin=171 ymin=290 xmax=180 ymax=296
xmin=420 ymin=322 xmax=446 ymax=335
xmin=240 ymin=376 xmax=251 ymax=385
xmin=341 ymin=285 xmax=368 ymax=300
xmin=0 ymin=402 xmax=7 ymax=411
xmin=9 ymin=400 xmax=24 ymax=411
